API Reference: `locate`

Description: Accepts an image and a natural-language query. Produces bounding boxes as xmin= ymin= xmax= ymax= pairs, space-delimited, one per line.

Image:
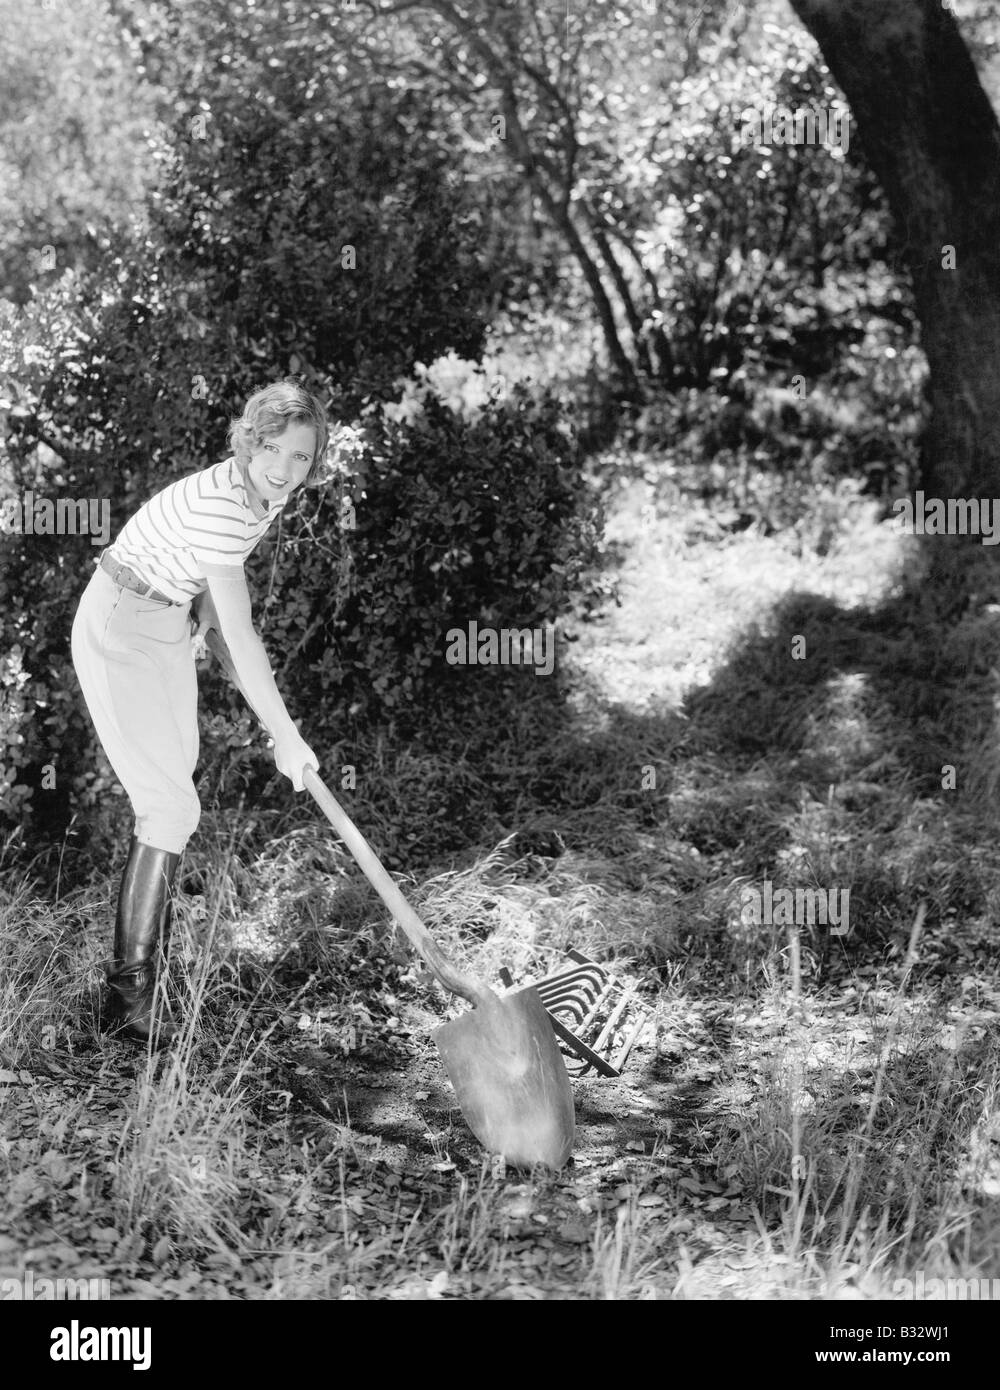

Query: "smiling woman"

xmin=243 ymin=421 xmax=317 ymax=515
xmin=69 ymin=380 xmax=330 ymax=1047
xmin=229 ymin=383 xmax=331 ymax=508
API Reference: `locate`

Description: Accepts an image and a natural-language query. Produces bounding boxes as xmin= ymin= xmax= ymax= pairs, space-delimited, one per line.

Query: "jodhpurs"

xmin=71 ymin=566 xmax=200 ymax=854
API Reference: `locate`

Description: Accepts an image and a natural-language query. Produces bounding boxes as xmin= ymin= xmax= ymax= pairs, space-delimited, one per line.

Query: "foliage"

xmin=0 ymin=0 xmax=155 ymax=305
xmin=625 ymin=330 xmax=926 ymax=506
xmin=368 ymin=0 xmax=908 ymax=392
xmin=262 ymin=385 xmax=607 ymax=710
xmin=635 ymin=25 xmax=901 ymax=387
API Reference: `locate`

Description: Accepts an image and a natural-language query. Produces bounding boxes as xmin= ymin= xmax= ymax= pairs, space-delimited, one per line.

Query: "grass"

xmin=3 ymin=430 xmax=1000 ymax=1299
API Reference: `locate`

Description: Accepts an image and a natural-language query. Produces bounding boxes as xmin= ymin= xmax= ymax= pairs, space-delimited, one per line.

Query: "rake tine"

xmin=611 ymin=1012 xmax=652 ymax=1073
xmin=589 ymin=991 xmax=634 ymax=1056
xmin=499 ymin=952 xmax=650 ymax=1079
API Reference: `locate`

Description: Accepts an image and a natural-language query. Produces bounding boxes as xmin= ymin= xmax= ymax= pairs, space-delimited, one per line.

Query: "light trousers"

xmin=71 ymin=566 xmax=200 ymax=854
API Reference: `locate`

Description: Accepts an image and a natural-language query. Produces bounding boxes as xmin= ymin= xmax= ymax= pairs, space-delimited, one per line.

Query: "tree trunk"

xmin=502 ymin=124 xmax=641 ymax=396
xmin=610 ymin=229 xmax=676 ymax=380
xmin=425 ymin=0 xmax=641 ymax=398
xmin=522 ymin=175 xmax=640 ymax=396
xmin=789 ymin=0 xmax=1000 ymax=499
xmin=583 ymin=208 xmax=654 ymax=376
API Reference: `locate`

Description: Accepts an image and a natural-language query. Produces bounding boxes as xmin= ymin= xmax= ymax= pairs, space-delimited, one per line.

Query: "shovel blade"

xmin=433 ymin=985 xmax=575 ymax=1170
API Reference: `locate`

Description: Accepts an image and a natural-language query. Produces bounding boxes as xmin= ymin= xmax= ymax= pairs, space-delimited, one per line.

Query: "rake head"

xmin=498 ymin=949 xmax=652 ymax=1079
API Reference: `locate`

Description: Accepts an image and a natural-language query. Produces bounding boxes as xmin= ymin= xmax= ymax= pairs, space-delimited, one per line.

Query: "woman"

xmin=71 ymin=380 xmax=325 ymax=1045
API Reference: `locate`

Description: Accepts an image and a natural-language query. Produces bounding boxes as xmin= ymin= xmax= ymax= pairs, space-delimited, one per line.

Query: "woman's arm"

xmin=202 ymin=568 xmax=316 ymax=789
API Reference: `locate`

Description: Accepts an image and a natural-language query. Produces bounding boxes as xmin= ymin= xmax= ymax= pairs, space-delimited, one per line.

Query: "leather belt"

xmin=99 ymin=551 xmax=178 ymax=605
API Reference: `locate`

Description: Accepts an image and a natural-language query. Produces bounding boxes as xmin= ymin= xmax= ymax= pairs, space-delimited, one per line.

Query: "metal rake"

xmin=498 ymin=948 xmax=651 ymax=1078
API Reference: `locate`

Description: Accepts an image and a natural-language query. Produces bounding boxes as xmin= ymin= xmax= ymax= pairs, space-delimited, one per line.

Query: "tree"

xmin=789 ymin=0 xmax=1000 ymax=501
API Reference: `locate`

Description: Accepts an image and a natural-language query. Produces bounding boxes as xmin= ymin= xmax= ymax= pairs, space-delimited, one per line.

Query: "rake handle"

xmin=203 ymin=627 xmax=487 ymax=1005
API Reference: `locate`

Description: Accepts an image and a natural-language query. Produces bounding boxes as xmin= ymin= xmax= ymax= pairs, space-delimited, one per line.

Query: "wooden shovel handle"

xmin=302 ymin=767 xmax=489 ymax=1006
xmin=203 ymin=627 xmax=488 ymax=1005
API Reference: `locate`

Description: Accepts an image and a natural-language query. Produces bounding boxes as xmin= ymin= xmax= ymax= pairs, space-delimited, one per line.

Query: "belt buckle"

xmin=112 ymin=560 xmax=138 ymax=595
xmin=104 ymin=551 xmax=170 ymax=605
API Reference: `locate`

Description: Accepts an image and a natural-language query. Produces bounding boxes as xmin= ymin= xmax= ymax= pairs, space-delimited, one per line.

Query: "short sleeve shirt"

xmin=106 ymin=458 xmax=288 ymax=602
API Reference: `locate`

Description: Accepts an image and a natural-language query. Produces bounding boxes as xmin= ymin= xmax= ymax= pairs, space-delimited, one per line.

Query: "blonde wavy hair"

xmin=227 ymin=380 xmax=331 ymax=485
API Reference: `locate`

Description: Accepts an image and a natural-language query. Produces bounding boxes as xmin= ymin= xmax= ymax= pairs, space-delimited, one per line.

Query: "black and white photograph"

xmin=0 ymin=0 xmax=998 ymax=1342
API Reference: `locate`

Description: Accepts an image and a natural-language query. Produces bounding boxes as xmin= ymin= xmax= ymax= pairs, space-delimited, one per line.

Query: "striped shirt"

xmin=106 ymin=458 xmax=287 ymax=602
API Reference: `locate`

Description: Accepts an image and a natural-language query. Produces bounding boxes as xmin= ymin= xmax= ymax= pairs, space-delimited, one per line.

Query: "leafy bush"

xmin=626 ymin=322 xmax=924 ymax=503
xmin=554 ymin=7 xmax=906 ymax=393
xmin=257 ymin=386 xmax=608 ymax=715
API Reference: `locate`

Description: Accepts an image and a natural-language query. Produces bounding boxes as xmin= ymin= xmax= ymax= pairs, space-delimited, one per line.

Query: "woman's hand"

xmin=271 ymin=727 xmax=318 ymax=791
xmin=191 ymin=588 xmax=223 ymax=660
xmin=193 ymin=587 xmax=222 ymax=641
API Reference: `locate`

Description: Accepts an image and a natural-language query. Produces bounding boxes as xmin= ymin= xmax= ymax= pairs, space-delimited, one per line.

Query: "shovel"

xmin=203 ymin=626 xmax=575 ymax=1169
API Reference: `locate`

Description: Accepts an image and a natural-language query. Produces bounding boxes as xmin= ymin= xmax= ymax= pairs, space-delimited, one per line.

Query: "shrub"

xmin=257 ymin=386 xmax=609 ymax=716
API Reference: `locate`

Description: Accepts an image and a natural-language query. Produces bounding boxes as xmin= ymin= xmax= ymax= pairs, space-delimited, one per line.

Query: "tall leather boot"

xmin=106 ymin=837 xmax=180 ymax=1046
